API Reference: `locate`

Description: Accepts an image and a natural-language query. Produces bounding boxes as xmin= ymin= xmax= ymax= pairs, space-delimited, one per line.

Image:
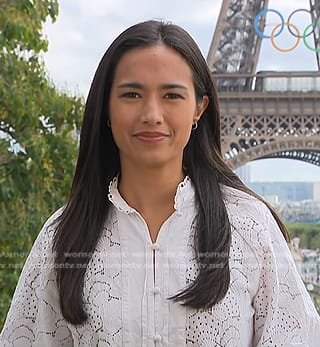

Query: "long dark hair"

xmin=53 ymin=20 xmax=289 ymax=324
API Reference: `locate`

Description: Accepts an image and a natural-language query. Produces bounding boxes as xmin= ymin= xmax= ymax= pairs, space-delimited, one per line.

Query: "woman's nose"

xmin=140 ymin=96 xmax=164 ymax=124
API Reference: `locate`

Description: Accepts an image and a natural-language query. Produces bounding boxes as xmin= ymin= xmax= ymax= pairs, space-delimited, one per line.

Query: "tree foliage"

xmin=287 ymin=224 xmax=320 ymax=250
xmin=0 ymin=0 xmax=84 ymax=328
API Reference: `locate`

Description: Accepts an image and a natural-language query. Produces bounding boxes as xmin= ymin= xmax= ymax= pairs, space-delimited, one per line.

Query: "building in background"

xmin=314 ymin=182 xmax=320 ymax=201
xmin=248 ymin=182 xmax=315 ymax=202
xmin=243 ymin=181 xmax=320 ymax=223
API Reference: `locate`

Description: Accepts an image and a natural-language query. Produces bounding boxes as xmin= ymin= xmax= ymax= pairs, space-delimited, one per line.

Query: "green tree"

xmin=287 ymin=224 xmax=320 ymax=249
xmin=0 ymin=0 xmax=84 ymax=328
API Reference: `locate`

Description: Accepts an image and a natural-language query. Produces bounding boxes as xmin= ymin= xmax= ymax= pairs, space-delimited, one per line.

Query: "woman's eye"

xmin=165 ymin=93 xmax=184 ymax=99
xmin=121 ymin=92 xmax=140 ymax=98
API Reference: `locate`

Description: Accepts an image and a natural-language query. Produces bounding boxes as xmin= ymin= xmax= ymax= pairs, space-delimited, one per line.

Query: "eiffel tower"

xmin=207 ymin=0 xmax=320 ymax=169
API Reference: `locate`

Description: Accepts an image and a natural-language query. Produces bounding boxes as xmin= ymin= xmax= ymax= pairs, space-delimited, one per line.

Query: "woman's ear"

xmin=194 ymin=95 xmax=209 ymax=123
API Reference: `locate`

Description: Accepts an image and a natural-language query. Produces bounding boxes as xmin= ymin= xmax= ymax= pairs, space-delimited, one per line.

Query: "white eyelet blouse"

xmin=1 ymin=176 xmax=320 ymax=346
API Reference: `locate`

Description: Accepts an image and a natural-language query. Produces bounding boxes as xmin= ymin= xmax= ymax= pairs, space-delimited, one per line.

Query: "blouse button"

xmin=152 ymin=287 xmax=161 ymax=295
xmin=151 ymin=243 xmax=161 ymax=251
xmin=153 ymin=334 xmax=162 ymax=342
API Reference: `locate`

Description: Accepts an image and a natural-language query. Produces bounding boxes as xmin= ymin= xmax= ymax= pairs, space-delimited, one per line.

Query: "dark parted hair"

xmin=53 ymin=19 xmax=289 ymax=324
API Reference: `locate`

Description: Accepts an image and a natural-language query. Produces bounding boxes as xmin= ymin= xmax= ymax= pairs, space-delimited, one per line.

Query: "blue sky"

xmin=43 ymin=0 xmax=320 ymax=182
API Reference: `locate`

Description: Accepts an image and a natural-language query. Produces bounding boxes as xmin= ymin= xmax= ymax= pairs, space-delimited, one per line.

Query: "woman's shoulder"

xmin=222 ymin=185 xmax=269 ymax=220
xmin=221 ymin=185 xmax=281 ymax=257
xmin=31 ymin=206 xmax=65 ymax=254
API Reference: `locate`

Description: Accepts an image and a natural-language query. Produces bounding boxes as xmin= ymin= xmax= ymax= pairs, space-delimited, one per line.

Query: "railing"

xmin=213 ymin=71 xmax=320 ymax=93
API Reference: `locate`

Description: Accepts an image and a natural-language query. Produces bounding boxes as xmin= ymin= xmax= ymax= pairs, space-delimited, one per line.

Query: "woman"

xmin=1 ymin=20 xmax=319 ymax=346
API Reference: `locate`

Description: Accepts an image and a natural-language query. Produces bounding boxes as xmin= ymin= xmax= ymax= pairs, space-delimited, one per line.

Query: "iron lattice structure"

xmin=207 ymin=0 xmax=269 ymax=74
xmin=207 ymin=0 xmax=320 ymax=169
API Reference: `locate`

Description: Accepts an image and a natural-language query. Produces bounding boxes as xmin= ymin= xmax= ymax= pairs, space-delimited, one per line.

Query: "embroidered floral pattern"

xmin=1 ymin=185 xmax=319 ymax=346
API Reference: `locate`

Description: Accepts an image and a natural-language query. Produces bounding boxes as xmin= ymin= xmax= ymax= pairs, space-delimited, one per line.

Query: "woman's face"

xmin=109 ymin=44 xmax=208 ymax=171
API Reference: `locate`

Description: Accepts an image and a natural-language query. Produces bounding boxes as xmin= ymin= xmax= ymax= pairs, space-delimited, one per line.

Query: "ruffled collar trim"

xmin=107 ymin=175 xmax=194 ymax=215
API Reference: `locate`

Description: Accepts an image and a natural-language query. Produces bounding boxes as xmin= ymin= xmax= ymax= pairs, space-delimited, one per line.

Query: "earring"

xmin=191 ymin=121 xmax=198 ymax=131
xmin=107 ymin=119 xmax=111 ymax=128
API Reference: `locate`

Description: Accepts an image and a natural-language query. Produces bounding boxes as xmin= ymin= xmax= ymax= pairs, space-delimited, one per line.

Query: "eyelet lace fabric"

xmin=1 ymin=184 xmax=320 ymax=346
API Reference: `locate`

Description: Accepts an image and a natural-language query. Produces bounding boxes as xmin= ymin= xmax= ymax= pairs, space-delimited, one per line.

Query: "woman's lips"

xmin=134 ymin=132 xmax=169 ymax=142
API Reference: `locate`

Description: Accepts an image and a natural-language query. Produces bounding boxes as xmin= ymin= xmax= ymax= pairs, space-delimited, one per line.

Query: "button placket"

xmin=151 ymin=242 xmax=164 ymax=346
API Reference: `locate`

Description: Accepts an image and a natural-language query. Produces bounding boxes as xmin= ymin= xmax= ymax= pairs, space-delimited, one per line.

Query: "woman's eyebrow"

xmin=116 ymin=82 xmax=188 ymax=90
xmin=160 ymin=83 xmax=188 ymax=90
xmin=117 ymin=82 xmax=143 ymax=89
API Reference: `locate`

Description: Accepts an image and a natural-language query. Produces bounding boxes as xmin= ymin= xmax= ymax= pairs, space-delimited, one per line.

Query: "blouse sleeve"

xmin=253 ymin=206 xmax=320 ymax=347
xmin=0 ymin=210 xmax=73 ymax=347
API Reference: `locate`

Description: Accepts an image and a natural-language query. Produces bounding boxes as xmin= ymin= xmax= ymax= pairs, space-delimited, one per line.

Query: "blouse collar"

xmin=107 ymin=175 xmax=194 ymax=215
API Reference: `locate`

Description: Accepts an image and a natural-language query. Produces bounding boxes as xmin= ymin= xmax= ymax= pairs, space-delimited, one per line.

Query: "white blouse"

xmin=1 ymin=176 xmax=320 ymax=346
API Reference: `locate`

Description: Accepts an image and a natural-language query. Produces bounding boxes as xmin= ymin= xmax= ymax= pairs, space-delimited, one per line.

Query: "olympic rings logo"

xmin=254 ymin=8 xmax=320 ymax=52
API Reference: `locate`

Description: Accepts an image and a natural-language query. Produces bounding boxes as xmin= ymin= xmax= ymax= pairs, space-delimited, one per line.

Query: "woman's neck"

xmin=118 ymin=165 xmax=185 ymax=214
